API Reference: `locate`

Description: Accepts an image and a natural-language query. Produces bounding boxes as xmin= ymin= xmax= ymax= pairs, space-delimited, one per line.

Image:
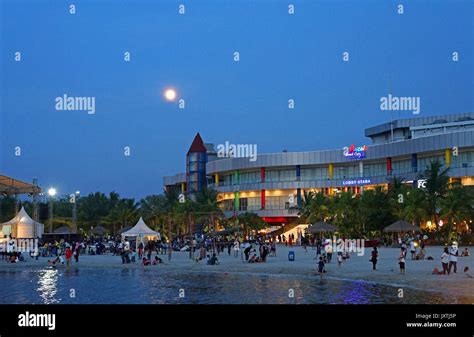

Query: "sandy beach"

xmin=2 ymin=245 xmax=473 ymax=303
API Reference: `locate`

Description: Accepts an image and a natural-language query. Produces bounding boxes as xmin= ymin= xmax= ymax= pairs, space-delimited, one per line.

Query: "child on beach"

xmin=65 ymin=246 xmax=72 ymax=266
xmin=398 ymin=248 xmax=406 ymax=274
xmin=318 ymin=256 xmax=325 ymax=281
xmin=337 ymin=252 xmax=343 ymax=267
xmin=153 ymin=256 xmax=163 ymax=265
xmin=370 ymin=247 xmax=378 ymax=271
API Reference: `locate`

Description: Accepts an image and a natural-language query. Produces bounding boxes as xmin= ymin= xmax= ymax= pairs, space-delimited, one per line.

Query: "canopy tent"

xmin=308 ymin=222 xmax=337 ymax=234
xmin=383 ymin=220 xmax=422 ymax=233
xmin=121 ymin=217 xmax=161 ymax=251
xmin=0 ymin=206 xmax=44 ymax=239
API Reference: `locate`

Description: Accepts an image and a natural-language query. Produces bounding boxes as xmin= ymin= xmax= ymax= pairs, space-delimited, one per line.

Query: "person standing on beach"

xmin=409 ymin=240 xmax=416 ymax=260
xmin=337 ymin=252 xmax=343 ymax=267
xmin=326 ymin=243 xmax=333 ymax=263
xmin=448 ymin=242 xmax=458 ymax=274
xmin=138 ymin=242 xmax=143 ymax=259
xmin=233 ymin=239 xmax=240 ymax=258
xmin=370 ymin=247 xmax=378 ymax=270
xmin=318 ymin=256 xmax=325 ymax=282
xmin=65 ymin=246 xmax=72 ymax=266
xmin=441 ymin=247 xmax=450 ymax=275
xmin=74 ymin=241 xmax=80 ymax=263
xmin=398 ymin=248 xmax=406 ymax=274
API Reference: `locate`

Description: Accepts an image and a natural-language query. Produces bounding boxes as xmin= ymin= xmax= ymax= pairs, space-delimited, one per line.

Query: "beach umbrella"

xmin=91 ymin=225 xmax=109 ymax=236
xmin=383 ymin=220 xmax=421 ymax=233
xmin=53 ymin=225 xmax=73 ymax=234
xmin=308 ymin=222 xmax=336 ymax=234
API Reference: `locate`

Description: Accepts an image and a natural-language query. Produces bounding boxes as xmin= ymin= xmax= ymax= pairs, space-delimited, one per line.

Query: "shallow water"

xmin=0 ymin=267 xmax=467 ymax=304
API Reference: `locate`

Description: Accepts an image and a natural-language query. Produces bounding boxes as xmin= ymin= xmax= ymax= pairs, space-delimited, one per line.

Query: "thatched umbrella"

xmin=383 ymin=220 xmax=421 ymax=233
xmin=308 ymin=222 xmax=336 ymax=237
xmin=53 ymin=225 xmax=73 ymax=234
xmin=91 ymin=225 xmax=109 ymax=236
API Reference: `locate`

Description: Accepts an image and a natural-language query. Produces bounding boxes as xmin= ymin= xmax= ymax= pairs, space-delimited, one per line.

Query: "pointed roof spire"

xmin=187 ymin=133 xmax=207 ymax=154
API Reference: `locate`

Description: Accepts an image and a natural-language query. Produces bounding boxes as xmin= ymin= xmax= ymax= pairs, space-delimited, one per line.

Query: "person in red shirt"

xmin=65 ymin=247 xmax=72 ymax=266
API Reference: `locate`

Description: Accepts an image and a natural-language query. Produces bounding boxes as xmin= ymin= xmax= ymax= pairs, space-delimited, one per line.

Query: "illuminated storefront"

xmin=165 ymin=113 xmax=474 ymax=225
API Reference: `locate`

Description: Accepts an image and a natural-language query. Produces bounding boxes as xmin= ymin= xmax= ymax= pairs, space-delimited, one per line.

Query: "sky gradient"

xmin=1 ymin=0 xmax=473 ymax=200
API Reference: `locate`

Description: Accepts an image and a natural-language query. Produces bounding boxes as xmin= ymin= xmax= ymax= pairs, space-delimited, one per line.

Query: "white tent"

xmin=0 ymin=206 xmax=44 ymax=239
xmin=121 ymin=217 xmax=160 ymax=250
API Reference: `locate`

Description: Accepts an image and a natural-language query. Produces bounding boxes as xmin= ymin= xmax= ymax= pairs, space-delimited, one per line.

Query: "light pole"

xmin=71 ymin=191 xmax=80 ymax=233
xmin=48 ymin=188 xmax=57 ymax=233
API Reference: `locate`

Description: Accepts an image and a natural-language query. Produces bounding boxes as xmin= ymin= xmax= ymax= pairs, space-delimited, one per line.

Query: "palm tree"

xmin=401 ymin=188 xmax=429 ymax=227
xmin=194 ymin=188 xmax=223 ymax=252
xmin=140 ymin=195 xmax=167 ymax=232
xmin=387 ymin=176 xmax=408 ymax=219
xmin=439 ymin=186 xmax=474 ymax=243
xmin=359 ymin=187 xmax=395 ymax=235
xmin=288 ymin=190 xmax=314 ymax=220
xmin=421 ymin=159 xmax=450 ymax=232
xmin=104 ymin=199 xmax=139 ymax=235
xmin=307 ymin=192 xmax=331 ymax=223
xmin=175 ymin=196 xmax=199 ymax=259
xmin=331 ymin=191 xmax=360 ymax=236
xmin=236 ymin=212 xmax=269 ymax=238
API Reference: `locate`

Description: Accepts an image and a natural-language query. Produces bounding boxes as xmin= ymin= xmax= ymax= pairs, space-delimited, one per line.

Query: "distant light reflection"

xmin=37 ymin=269 xmax=60 ymax=304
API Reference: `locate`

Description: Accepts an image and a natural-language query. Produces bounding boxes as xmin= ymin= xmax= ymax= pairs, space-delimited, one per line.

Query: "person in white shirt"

xmin=233 ymin=240 xmax=240 ymax=258
xmin=448 ymin=243 xmax=458 ymax=274
xmin=441 ymin=247 xmax=450 ymax=275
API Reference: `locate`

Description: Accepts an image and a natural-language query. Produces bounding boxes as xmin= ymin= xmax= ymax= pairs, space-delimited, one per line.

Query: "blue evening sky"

xmin=1 ymin=0 xmax=473 ymax=199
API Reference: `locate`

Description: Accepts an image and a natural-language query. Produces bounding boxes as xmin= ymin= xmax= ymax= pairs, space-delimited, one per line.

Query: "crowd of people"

xmin=2 ymin=230 xmax=472 ymax=284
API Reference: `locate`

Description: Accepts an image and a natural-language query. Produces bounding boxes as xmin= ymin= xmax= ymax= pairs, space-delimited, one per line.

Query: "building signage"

xmin=343 ymin=144 xmax=368 ymax=159
xmin=417 ymin=179 xmax=427 ymax=188
xmin=342 ymin=178 xmax=372 ymax=186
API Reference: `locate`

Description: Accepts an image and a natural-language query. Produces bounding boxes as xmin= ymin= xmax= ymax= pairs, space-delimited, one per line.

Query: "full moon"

xmin=164 ymin=88 xmax=177 ymax=101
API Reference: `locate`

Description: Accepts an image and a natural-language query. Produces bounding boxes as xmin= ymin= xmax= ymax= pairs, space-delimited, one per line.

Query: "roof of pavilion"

xmin=0 ymin=175 xmax=41 ymax=195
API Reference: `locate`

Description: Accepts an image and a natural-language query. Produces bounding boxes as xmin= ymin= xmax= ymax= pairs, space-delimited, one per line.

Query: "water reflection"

xmin=0 ymin=267 xmax=468 ymax=304
xmin=37 ymin=269 xmax=60 ymax=304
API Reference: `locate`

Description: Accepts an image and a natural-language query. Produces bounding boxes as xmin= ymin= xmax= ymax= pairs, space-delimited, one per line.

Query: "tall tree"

xmin=439 ymin=186 xmax=474 ymax=243
xmin=422 ymin=159 xmax=450 ymax=231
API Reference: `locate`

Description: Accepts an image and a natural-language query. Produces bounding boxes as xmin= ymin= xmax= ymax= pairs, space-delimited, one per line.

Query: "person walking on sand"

xmin=398 ymin=248 xmax=406 ymax=274
xmin=441 ymin=247 xmax=450 ymax=275
xmin=370 ymin=247 xmax=378 ymax=271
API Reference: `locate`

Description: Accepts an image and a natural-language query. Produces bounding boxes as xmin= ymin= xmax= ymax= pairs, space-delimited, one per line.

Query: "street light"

xmin=48 ymin=188 xmax=57 ymax=233
xmin=71 ymin=191 xmax=80 ymax=234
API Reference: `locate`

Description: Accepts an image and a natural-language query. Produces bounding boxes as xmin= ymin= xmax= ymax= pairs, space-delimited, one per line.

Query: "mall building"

xmin=164 ymin=113 xmax=474 ymax=227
